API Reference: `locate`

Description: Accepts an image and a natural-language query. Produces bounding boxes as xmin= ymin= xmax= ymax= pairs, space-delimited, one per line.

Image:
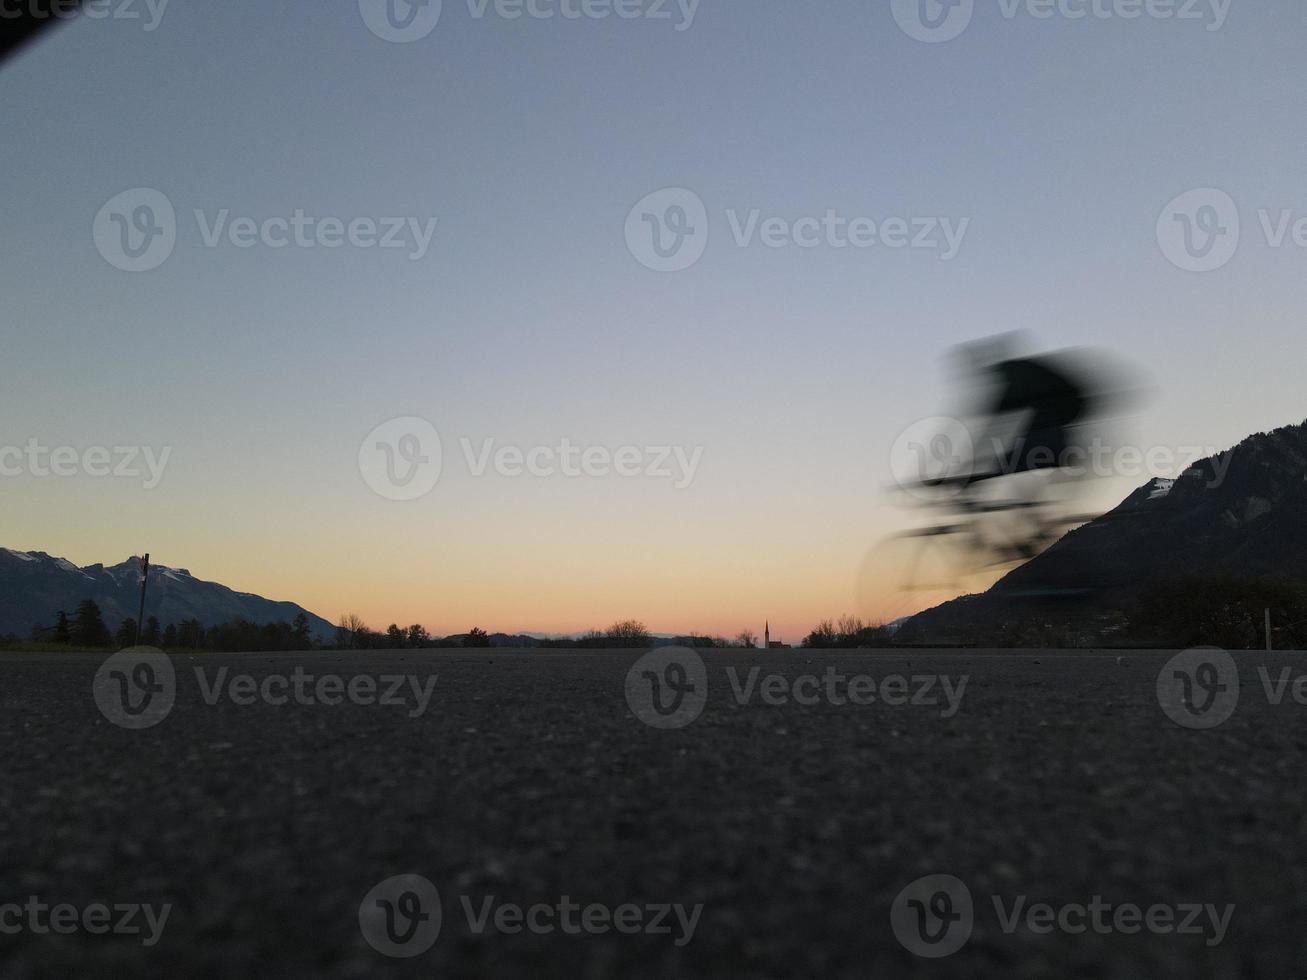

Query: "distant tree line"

xmin=541 ymin=620 xmax=656 ymax=648
xmin=11 ymin=599 xmax=318 ymax=652
xmin=6 ymin=603 xmax=902 ymax=655
xmin=537 ymin=620 xmax=750 ymax=649
xmin=335 ymin=614 xmax=435 ymax=649
xmin=318 ymin=581 xmax=1307 ymax=652
xmin=332 ymin=617 xmax=758 ymax=650
xmin=801 ymin=615 xmax=897 ymax=649
xmin=6 ymin=605 xmax=905 ymax=653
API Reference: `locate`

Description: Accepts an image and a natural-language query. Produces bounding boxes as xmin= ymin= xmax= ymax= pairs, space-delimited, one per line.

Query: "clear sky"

xmin=3 ymin=0 xmax=1306 ymax=640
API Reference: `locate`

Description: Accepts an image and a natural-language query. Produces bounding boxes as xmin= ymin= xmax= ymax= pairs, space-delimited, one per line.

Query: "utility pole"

xmin=135 ymin=553 xmax=150 ymax=646
xmin=1266 ymin=607 xmax=1273 ymax=652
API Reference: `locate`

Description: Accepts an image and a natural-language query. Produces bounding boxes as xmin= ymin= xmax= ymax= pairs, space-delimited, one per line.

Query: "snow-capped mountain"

xmin=0 ymin=550 xmax=336 ymax=641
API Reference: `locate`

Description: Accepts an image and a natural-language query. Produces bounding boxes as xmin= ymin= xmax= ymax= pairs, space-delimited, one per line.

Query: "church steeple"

xmin=764 ymin=620 xmax=769 ymax=649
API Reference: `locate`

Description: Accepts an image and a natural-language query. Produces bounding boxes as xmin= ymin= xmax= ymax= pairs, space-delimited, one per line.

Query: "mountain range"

xmin=8 ymin=419 xmax=1304 ymax=648
xmin=900 ymin=419 xmax=1307 ymax=642
xmin=0 ymin=551 xmax=337 ymax=642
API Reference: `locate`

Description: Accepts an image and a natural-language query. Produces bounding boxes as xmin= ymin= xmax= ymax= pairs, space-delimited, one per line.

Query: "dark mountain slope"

xmin=0 ymin=550 xmax=336 ymax=641
xmin=901 ymin=420 xmax=1307 ymax=641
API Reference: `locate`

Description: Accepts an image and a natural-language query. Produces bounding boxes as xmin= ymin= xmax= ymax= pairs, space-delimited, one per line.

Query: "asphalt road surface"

xmin=0 ymin=647 xmax=1302 ymax=978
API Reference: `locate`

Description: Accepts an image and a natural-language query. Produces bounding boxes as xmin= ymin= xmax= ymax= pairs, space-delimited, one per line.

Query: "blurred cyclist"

xmin=955 ymin=336 xmax=1096 ymax=485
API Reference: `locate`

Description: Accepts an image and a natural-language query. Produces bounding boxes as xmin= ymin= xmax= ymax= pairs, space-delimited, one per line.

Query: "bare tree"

xmin=735 ymin=629 xmax=758 ymax=649
xmin=803 ymin=619 xmax=838 ymax=648
xmin=338 ymin=613 xmax=368 ymax=650
xmin=605 ymin=619 xmax=652 ymax=647
xmin=836 ymin=615 xmax=866 ymax=643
